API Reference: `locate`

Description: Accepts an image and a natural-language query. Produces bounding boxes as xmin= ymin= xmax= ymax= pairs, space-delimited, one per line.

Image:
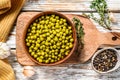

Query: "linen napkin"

xmin=0 ymin=59 xmax=15 ymax=80
xmin=0 ymin=0 xmax=11 ymax=15
xmin=0 ymin=0 xmax=25 ymax=80
xmin=0 ymin=0 xmax=25 ymax=42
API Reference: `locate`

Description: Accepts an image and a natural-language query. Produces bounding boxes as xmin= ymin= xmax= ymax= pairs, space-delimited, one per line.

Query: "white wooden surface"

xmin=7 ymin=0 xmax=120 ymax=80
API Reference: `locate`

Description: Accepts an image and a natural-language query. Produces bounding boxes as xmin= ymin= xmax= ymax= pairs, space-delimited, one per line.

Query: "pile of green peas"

xmin=25 ymin=14 xmax=74 ymax=64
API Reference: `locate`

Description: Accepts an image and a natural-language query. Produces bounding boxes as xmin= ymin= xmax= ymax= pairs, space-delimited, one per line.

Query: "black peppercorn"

xmin=93 ymin=49 xmax=118 ymax=72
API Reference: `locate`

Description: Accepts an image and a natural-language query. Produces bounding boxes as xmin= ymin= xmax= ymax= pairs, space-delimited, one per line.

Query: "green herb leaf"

xmin=90 ymin=0 xmax=111 ymax=30
xmin=72 ymin=17 xmax=85 ymax=50
xmin=89 ymin=0 xmax=120 ymax=39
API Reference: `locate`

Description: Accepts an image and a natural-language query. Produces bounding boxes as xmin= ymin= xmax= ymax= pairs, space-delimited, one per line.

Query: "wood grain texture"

xmin=0 ymin=59 xmax=15 ymax=80
xmin=7 ymin=13 xmax=120 ymax=49
xmin=16 ymin=12 xmax=120 ymax=65
xmin=6 ymin=0 xmax=120 ymax=80
xmin=9 ymin=49 xmax=120 ymax=80
xmin=23 ymin=0 xmax=120 ymax=12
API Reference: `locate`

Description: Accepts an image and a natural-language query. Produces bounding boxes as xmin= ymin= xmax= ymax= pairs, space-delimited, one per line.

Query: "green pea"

xmin=61 ymin=56 xmax=64 ymax=59
xmin=36 ymin=33 xmax=39 ymax=37
xmin=64 ymin=40 xmax=68 ymax=43
xmin=63 ymin=23 xmax=67 ymax=26
xmin=46 ymin=33 xmax=50 ymax=36
xmin=26 ymin=43 xmax=30 ymax=46
xmin=55 ymin=22 xmax=59 ymax=26
xmin=40 ymin=56 xmax=44 ymax=59
xmin=69 ymin=43 xmax=73 ymax=48
xmin=54 ymin=52 xmax=58 ymax=55
xmin=32 ymin=40 xmax=35 ymax=43
xmin=34 ymin=54 xmax=37 ymax=58
xmin=59 ymin=38 xmax=62 ymax=41
xmin=32 ymin=26 xmax=36 ymax=30
xmin=57 ymin=58 xmax=60 ymax=61
xmin=37 ymin=52 xmax=41 ymax=55
xmin=36 ymin=57 xmax=39 ymax=61
xmin=51 ymin=14 xmax=55 ymax=18
xmin=53 ymin=31 xmax=56 ymax=35
xmin=57 ymin=46 xmax=60 ymax=49
xmin=51 ymin=50 xmax=55 ymax=53
xmin=56 ymin=43 xmax=61 ymax=46
xmin=49 ymin=55 xmax=52 ymax=58
xmin=29 ymin=49 xmax=32 ymax=53
xmin=30 ymin=45 xmax=34 ymax=49
xmin=51 ymin=19 xmax=56 ymax=23
xmin=37 ymin=50 xmax=40 ymax=53
xmin=52 ymin=55 xmax=55 ymax=59
xmin=65 ymin=30 xmax=69 ymax=34
xmin=70 ymin=38 xmax=74 ymax=42
xmin=41 ymin=16 xmax=45 ymax=19
xmin=60 ymin=49 xmax=64 ymax=53
xmin=31 ymin=52 xmax=35 ymax=56
xmin=63 ymin=19 xmax=66 ymax=23
xmin=32 ymin=30 xmax=36 ymax=33
xmin=62 ymin=36 xmax=65 ymax=40
xmin=34 ymin=47 xmax=38 ymax=50
xmin=51 ymin=39 xmax=54 ymax=43
xmin=58 ymin=54 xmax=62 ymax=58
xmin=48 ymin=58 xmax=51 ymax=61
xmin=65 ymin=52 xmax=69 ymax=56
xmin=37 ymin=24 xmax=41 ymax=29
xmin=41 ymin=52 xmax=45 ymax=56
xmin=46 ymin=16 xmax=50 ymax=19
xmin=68 ymin=26 xmax=72 ymax=30
xmin=39 ymin=59 xmax=43 ymax=63
xmin=54 ymin=37 xmax=58 ymax=41
xmin=61 ymin=45 xmax=65 ymax=49
xmin=27 ymin=29 xmax=31 ymax=32
xmin=50 ymin=34 xmax=54 ymax=38
xmin=45 ymin=54 xmax=49 ymax=58
xmin=53 ymin=45 xmax=57 ymax=49
xmin=46 ymin=49 xmax=49 ymax=52
xmin=51 ymin=59 xmax=54 ymax=63
xmin=66 ymin=46 xmax=69 ymax=50
xmin=55 ymin=16 xmax=59 ymax=19
xmin=54 ymin=56 xmax=58 ymax=59
xmin=45 ymin=60 xmax=49 ymax=64
xmin=26 ymin=39 xmax=28 ymax=42
xmin=47 ymin=37 xmax=51 ymax=41
xmin=45 ymin=20 xmax=49 ymax=24
xmin=37 ymin=39 xmax=41 ymax=43
xmin=59 ymin=21 xmax=62 ymax=24
xmin=33 ymin=23 xmax=37 ymax=26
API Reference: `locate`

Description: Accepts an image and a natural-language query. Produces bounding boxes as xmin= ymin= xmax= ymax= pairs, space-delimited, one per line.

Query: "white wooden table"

xmin=7 ymin=0 xmax=120 ymax=80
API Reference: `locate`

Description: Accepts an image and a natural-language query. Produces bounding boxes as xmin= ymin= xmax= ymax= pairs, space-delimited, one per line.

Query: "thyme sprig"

xmin=90 ymin=0 xmax=111 ymax=30
xmin=86 ymin=0 xmax=120 ymax=39
xmin=72 ymin=17 xmax=85 ymax=50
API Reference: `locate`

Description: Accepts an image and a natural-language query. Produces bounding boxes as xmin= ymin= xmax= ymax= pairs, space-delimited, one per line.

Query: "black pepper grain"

xmin=93 ymin=49 xmax=118 ymax=72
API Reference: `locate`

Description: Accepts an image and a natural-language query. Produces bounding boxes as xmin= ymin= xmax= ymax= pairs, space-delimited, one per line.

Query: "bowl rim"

xmin=91 ymin=47 xmax=120 ymax=74
xmin=22 ymin=11 xmax=77 ymax=66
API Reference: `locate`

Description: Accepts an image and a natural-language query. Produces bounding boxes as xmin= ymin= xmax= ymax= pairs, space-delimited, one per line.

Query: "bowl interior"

xmin=91 ymin=47 xmax=120 ymax=74
xmin=23 ymin=11 xmax=77 ymax=66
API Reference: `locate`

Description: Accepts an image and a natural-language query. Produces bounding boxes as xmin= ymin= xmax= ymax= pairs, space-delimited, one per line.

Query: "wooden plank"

xmin=9 ymin=49 xmax=120 ymax=80
xmin=5 ymin=0 xmax=120 ymax=79
xmin=23 ymin=0 xmax=120 ymax=12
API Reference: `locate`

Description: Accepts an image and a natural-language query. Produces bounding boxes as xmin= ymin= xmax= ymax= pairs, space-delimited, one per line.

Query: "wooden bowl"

xmin=22 ymin=11 xmax=77 ymax=66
